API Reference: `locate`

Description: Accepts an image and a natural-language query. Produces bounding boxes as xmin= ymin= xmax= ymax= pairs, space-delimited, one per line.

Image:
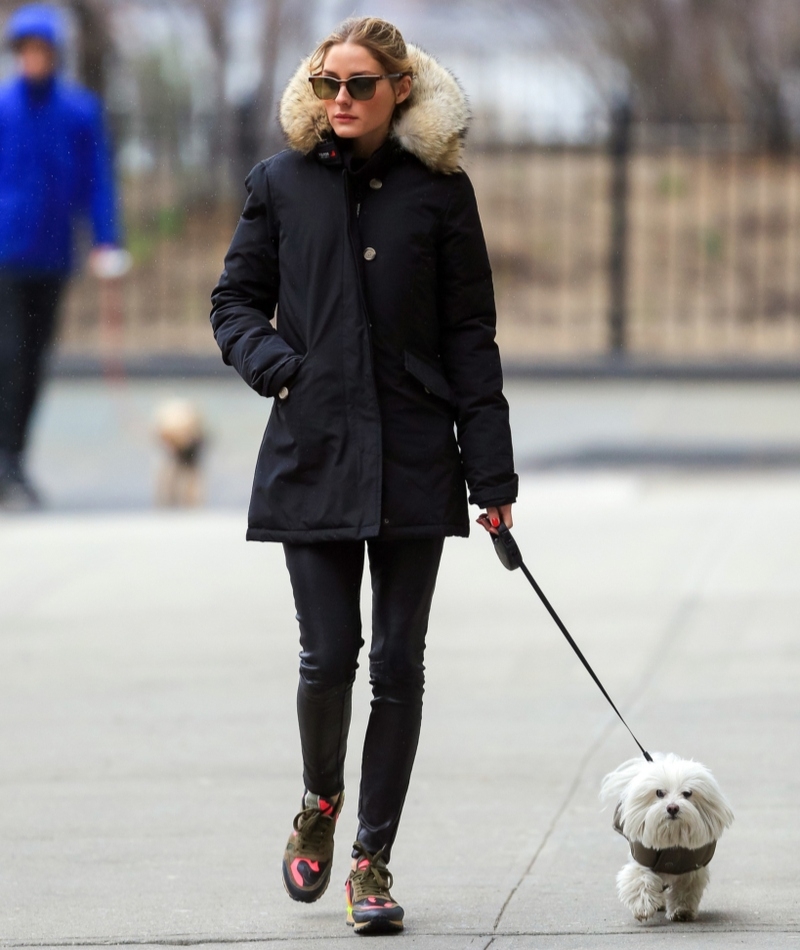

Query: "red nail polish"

xmin=491 ymin=517 xmax=499 ymax=527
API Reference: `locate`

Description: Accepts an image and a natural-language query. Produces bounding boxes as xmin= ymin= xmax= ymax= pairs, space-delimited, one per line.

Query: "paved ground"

xmin=1 ymin=379 xmax=799 ymax=948
xmin=18 ymin=375 xmax=800 ymax=510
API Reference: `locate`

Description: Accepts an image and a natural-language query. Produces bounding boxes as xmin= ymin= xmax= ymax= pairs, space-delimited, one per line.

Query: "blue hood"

xmin=5 ymin=4 xmax=65 ymax=50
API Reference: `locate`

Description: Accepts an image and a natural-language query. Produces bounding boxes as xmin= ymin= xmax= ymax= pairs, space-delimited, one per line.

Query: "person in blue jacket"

xmin=0 ymin=3 xmax=120 ymax=508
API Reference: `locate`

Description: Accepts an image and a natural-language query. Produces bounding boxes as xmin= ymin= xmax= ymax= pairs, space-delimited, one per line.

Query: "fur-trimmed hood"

xmin=279 ymin=45 xmax=469 ymax=174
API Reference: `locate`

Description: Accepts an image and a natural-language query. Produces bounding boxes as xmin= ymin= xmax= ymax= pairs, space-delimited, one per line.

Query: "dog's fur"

xmin=601 ymin=754 xmax=734 ymax=922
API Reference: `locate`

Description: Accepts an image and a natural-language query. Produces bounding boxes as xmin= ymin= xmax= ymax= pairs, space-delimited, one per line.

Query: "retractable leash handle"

xmin=491 ymin=523 xmax=652 ymax=763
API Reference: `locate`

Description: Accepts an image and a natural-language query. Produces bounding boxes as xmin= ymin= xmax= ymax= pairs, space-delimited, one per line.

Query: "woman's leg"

xmin=283 ymin=540 xmax=366 ymax=797
xmin=15 ymin=276 xmax=66 ymax=456
xmin=0 ymin=275 xmax=26 ymax=479
xmin=355 ymin=536 xmax=445 ymax=860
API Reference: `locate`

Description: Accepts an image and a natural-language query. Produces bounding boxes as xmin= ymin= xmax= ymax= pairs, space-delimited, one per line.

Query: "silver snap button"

xmin=363 ymin=247 xmax=377 ymax=261
xmin=369 ymin=178 xmax=382 ymax=190
xmin=383 ymin=518 xmax=390 ymax=524
xmin=277 ymin=386 xmax=289 ymax=400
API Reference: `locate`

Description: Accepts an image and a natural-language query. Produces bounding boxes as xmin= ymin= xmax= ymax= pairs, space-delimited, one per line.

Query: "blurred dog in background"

xmin=154 ymin=399 xmax=206 ymax=507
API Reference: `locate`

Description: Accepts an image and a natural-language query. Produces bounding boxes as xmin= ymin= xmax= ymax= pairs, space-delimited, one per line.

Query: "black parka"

xmin=210 ymin=46 xmax=517 ymax=542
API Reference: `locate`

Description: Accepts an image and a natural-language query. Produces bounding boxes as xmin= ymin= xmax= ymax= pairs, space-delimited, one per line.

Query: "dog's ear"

xmin=600 ymin=757 xmax=647 ymax=805
xmin=693 ymin=773 xmax=735 ymax=837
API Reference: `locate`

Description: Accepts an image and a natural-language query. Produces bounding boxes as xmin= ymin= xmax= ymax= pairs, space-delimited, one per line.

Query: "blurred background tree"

xmin=527 ymin=0 xmax=800 ymax=151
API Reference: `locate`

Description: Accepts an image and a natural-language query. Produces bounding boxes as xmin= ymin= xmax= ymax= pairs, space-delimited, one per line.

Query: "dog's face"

xmin=603 ymin=754 xmax=734 ymax=851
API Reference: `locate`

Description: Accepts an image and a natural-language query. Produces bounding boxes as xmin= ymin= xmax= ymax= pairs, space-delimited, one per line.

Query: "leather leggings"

xmin=283 ymin=536 xmax=444 ymax=861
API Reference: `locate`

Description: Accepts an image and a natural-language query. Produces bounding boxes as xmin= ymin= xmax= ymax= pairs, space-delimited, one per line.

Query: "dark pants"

xmin=0 ymin=272 xmax=66 ymax=468
xmin=283 ymin=536 xmax=445 ymax=861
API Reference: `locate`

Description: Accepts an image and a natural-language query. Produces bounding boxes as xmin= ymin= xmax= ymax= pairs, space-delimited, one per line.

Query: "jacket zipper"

xmin=344 ymin=172 xmax=373 ymax=333
xmin=342 ymin=168 xmax=383 ymax=528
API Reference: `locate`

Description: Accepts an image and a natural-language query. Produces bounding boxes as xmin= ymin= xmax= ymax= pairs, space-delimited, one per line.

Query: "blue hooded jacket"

xmin=0 ymin=4 xmax=119 ymax=274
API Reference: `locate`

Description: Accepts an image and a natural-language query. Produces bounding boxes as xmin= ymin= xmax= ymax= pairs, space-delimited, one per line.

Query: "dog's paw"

xmin=666 ymin=906 xmax=698 ymax=922
xmin=617 ymin=862 xmax=664 ymax=923
xmin=627 ymin=887 xmax=663 ymax=922
xmin=630 ymin=894 xmax=661 ymax=922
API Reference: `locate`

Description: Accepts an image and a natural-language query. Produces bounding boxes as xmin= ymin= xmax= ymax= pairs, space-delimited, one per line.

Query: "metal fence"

xmin=473 ymin=123 xmax=800 ymax=364
xmin=59 ymin=121 xmax=800 ymax=368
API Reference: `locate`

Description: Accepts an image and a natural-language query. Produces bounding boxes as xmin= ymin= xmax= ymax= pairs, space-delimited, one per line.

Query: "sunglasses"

xmin=309 ymin=73 xmax=404 ymax=102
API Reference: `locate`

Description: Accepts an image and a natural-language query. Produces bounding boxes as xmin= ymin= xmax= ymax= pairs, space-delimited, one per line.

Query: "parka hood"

xmin=5 ymin=4 xmax=65 ymax=52
xmin=279 ymin=45 xmax=469 ymax=175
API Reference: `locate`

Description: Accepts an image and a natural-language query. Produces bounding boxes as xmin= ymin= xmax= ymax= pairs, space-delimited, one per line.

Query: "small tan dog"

xmin=154 ymin=399 xmax=206 ymax=507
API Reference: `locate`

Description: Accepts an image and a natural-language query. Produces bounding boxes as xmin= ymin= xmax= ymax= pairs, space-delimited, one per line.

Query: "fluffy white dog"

xmin=601 ymin=753 xmax=734 ymax=922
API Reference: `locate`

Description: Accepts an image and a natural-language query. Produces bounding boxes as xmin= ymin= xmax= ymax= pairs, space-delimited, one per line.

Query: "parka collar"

xmin=280 ymin=45 xmax=469 ymax=175
xmin=314 ymin=133 xmax=397 ymax=176
xmin=16 ymin=73 xmax=57 ymax=105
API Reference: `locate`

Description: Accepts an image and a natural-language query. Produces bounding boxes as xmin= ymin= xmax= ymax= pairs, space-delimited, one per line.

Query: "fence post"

xmin=608 ymin=94 xmax=632 ymax=354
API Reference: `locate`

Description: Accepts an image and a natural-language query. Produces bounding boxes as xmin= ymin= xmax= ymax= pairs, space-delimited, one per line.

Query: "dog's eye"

xmin=682 ymin=790 xmax=693 ymax=799
xmin=655 ymin=790 xmax=665 ymax=798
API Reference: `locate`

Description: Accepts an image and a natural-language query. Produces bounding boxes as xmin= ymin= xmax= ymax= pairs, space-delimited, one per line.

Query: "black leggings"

xmin=283 ymin=535 xmax=444 ymax=861
xmin=0 ymin=273 xmax=66 ymax=459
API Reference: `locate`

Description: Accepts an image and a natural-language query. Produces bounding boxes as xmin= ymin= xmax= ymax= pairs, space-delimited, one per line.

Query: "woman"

xmin=210 ymin=17 xmax=517 ymax=935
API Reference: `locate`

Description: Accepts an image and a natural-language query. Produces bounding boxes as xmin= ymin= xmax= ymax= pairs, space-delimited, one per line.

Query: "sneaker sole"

xmin=347 ymin=911 xmax=404 ymax=935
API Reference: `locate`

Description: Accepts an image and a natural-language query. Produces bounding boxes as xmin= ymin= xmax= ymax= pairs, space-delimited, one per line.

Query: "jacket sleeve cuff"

xmin=474 ymin=496 xmax=517 ymax=509
xmin=468 ymin=475 xmax=519 ymax=509
xmin=271 ymin=356 xmax=302 ymax=393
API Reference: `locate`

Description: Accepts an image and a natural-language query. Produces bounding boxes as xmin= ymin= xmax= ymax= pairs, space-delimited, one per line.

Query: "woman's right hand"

xmin=476 ymin=503 xmax=513 ymax=534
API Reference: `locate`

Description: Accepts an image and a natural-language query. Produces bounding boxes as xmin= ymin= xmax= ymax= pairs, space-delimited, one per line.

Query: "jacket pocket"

xmin=403 ymin=350 xmax=456 ymax=406
xmin=271 ymin=354 xmax=305 ymax=401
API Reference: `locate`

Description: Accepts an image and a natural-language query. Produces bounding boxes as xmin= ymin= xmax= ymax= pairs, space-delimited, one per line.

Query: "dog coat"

xmin=613 ymin=805 xmax=717 ymax=875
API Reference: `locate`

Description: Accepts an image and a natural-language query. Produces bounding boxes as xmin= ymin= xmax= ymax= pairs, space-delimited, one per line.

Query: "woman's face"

xmin=319 ymin=42 xmax=411 ymax=156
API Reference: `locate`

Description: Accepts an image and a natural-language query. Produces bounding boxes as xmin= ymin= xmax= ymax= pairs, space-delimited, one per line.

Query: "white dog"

xmin=601 ymin=753 xmax=734 ymax=923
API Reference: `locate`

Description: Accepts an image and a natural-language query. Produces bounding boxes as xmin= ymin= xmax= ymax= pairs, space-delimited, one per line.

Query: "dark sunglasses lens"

xmin=347 ymin=77 xmax=378 ymax=100
xmin=310 ymin=77 xmax=339 ymax=100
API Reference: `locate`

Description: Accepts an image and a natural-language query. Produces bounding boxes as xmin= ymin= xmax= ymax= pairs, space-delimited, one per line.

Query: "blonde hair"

xmin=309 ymin=17 xmax=414 ymax=87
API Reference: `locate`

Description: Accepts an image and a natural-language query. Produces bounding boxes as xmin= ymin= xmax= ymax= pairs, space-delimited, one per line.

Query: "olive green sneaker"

xmin=345 ymin=842 xmax=404 ymax=934
xmin=281 ymin=790 xmax=344 ymax=903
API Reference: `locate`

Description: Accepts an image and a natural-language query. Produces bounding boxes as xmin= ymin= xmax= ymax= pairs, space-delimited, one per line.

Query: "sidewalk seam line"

xmin=490 ymin=720 xmax=615 ymax=934
xmin=490 ymin=589 xmax=703 ymax=935
xmin=0 ymin=924 xmax=795 ymax=947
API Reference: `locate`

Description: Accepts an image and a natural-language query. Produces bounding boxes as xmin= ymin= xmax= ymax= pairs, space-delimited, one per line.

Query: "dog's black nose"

xmin=667 ymin=804 xmax=680 ymax=817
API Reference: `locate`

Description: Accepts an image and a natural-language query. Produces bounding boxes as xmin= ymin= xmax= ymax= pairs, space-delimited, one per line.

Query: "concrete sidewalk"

xmin=20 ymin=376 xmax=800 ymax=511
xmin=1 ymin=472 xmax=799 ymax=948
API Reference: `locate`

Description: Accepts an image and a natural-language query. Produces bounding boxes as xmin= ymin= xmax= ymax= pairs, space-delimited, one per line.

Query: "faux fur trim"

xmin=278 ymin=45 xmax=469 ymax=174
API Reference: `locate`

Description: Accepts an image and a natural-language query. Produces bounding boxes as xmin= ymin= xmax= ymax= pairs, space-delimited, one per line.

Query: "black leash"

xmin=490 ymin=523 xmax=652 ymax=762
